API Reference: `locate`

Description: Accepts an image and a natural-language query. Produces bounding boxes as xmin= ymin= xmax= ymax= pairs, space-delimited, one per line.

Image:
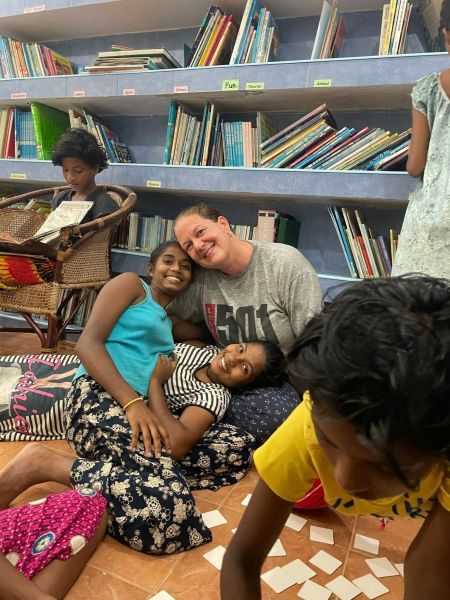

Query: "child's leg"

xmin=32 ymin=511 xmax=108 ymax=600
xmin=0 ymin=444 xmax=74 ymax=509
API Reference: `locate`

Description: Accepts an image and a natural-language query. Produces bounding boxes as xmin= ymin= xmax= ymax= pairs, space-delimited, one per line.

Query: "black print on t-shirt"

xmin=206 ymin=303 xmax=280 ymax=346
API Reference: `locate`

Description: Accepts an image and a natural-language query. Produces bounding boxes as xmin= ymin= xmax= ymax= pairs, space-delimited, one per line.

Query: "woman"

xmin=171 ymin=203 xmax=322 ymax=445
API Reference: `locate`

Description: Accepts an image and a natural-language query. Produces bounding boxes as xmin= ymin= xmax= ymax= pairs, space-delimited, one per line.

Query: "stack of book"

xmin=328 ymin=206 xmax=398 ymax=278
xmin=379 ymin=0 xmax=413 ymax=55
xmin=229 ymin=0 xmax=280 ymax=64
xmin=84 ymin=45 xmax=181 ymax=73
xmin=0 ymin=36 xmax=73 ymax=78
xmin=260 ymin=104 xmax=411 ymax=171
xmin=185 ymin=6 xmax=238 ymax=67
xmin=68 ymin=106 xmax=132 ymax=163
xmin=311 ymin=1 xmax=346 ymax=59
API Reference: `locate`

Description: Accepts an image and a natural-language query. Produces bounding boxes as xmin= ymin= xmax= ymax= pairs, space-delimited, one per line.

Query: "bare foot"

xmin=0 ymin=443 xmax=74 ymax=509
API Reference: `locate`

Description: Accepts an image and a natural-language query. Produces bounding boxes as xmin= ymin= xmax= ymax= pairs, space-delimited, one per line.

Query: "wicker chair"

xmin=0 ymin=184 xmax=136 ymax=351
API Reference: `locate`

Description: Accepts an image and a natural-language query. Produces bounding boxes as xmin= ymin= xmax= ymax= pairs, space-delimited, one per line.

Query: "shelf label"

xmin=222 ymin=79 xmax=239 ymax=91
xmin=174 ymin=85 xmax=189 ymax=93
xmin=313 ymin=79 xmax=332 ymax=87
xmin=245 ymin=82 xmax=265 ymax=91
xmin=73 ymin=90 xmax=86 ymax=97
xmin=147 ymin=180 xmax=162 ymax=188
xmin=10 ymin=173 xmax=27 ymax=180
xmin=10 ymin=92 xmax=27 ymax=100
xmin=24 ymin=4 xmax=45 ymax=13
xmin=123 ymin=88 xmax=135 ymax=96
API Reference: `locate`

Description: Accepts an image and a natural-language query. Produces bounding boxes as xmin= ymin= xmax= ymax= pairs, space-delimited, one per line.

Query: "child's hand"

xmin=125 ymin=401 xmax=171 ymax=457
xmin=152 ymin=354 xmax=177 ymax=385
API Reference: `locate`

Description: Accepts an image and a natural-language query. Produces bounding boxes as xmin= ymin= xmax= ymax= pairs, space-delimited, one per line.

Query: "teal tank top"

xmin=75 ymin=279 xmax=174 ymax=395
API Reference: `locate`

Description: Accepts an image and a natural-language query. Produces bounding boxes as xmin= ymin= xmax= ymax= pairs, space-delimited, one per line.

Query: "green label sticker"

xmin=313 ymin=79 xmax=332 ymax=87
xmin=146 ymin=180 xmax=162 ymax=188
xmin=10 ymin=173 xmax=27 ymax=180
xmin=245 ymin=82 xmax=265 ymax=90
xmin=222 ymin=79 xmax=240 ymax=91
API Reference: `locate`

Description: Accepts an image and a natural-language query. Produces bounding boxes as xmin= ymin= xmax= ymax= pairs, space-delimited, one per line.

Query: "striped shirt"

xmin=164 ymin=344 xmax=231 ymax=421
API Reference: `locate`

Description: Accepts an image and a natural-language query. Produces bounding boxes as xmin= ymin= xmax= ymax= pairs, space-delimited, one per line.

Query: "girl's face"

xmin=174 ymin=214 xmax=233 ymax=270
xmin=61 ymin=157 xmax=98 ymax=195
xmin=207 ymin=343 xmax=266 ymax=388
xmin=312 ymin=405 xmax=434 ymax=501
xmin=149 ymin=245 xmax=192 ymax=296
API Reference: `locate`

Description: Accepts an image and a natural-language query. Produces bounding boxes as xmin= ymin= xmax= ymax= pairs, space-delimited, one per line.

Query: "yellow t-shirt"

xmin=254 ymin=395 xmax=449 ymax=519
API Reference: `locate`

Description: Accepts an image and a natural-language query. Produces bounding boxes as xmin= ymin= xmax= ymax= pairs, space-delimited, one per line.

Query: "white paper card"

xmin=268 ymin=538 xmax=287 ymax=557
xmin=394 ymin=563 xmax=404 ymax=577
xmin=231 ymin=528 xmax=237 ymax=534
xmin=201 ymin=509 xmax=227 ymax=528
xmin=365 ymin=557 xmax=399 ymax=578
xmin=285 ymin=513 xmax=307 ymax=532
xmin=310 ymin=525 xmax=334 ymax=545
xmin=148 ymin=592 xmax=175 ymax=600
xmin=282 ymin=558 xmax=316 ymax=584
xmin=241 ymin=494 xmax=252 ymax=506
xmin=326 ymin=575 xmax=361 ymax=600
xmin=309 ymin=550 xmax=342 ymax=574
xmin=298 ymin=579 xmax=332 ymax=600
xmin=353 ymin=574 xmax=389 ymax=599
xmin=203 ymin=545 xmax=226 ymax=570
xmin=261 ymin=566 xmax=296 ymax=593
xmin=354 ymin=534 xmax=380 ymax=555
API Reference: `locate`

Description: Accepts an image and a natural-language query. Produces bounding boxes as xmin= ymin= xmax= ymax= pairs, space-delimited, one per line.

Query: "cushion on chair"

xmin=0 ymin=353 xmax=80 ymax=441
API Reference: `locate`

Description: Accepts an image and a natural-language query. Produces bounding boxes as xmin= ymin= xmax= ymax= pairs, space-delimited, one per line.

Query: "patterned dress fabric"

xmin=392 ymin=72 xmax=450 ymax=278
xmin=0 ymin=488 xmax=106 ymax=579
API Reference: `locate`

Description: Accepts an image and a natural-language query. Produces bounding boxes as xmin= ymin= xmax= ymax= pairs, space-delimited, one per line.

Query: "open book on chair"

xmin=0 ymin=201 xmax=93 ymax=258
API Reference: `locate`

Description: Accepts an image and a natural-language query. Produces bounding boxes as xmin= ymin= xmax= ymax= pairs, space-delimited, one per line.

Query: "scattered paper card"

xmin=326 ymin=575 xmax=361 ymax=600
xmin=261 ymin=566 xmax=296 ymax=593
xmin=310 ymin=525 xmax=334 ymax=545
xmin=281 ymin=558 xmax=316 ymax=584
xmin=353 ymin=574 xmax=389 ymax=599
xmin=309 ymin=550 xmax=342 ymax=575
xmin=394 ymin=563 xmax=404 ymax=577
xmin=231 ymin=528 xmax=237 ymax=534
xmin=203 ymin=545 xmax=226 ymax=570
xmin=353 ymin=534 xmax=380 ymax=555
xmin=298 ymin=579 xmax=332 ymax=600
xmin=268 ymin=538 xmax=287 ymax=557
xmin=285 ymin=513 xmax=307 ymax=532
xmin=201 ymin=509 xmax=227 ymax=528
xmin=148 ymin=592 xmax=175 ymax=600
xmin=365 ymin=557 xmax=399 ymax=578
xmin=241 ymin=494 xmax=252 ymax=506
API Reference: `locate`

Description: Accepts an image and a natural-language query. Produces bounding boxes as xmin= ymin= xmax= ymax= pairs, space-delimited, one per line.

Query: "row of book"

xmin=186 ymin=6 xmax=238 ymax=67
xmin=84 ymin=45 xmax=181 ymax=74
xmin=0 ymin=102 xmax=132 ymax=163
xmin=379 ymin=0 xmax=413 ymax=56
xmin=311 ymin=0 xmax=346 ymax=60
xmin=0 ymin=36 xmax=73 ymax=79
xmin=229 ymin=0 xmax=279 ymax=65
xmin=329 ymin=206 xmax=398 ymax=278
xmin=260 ymin=104 xmax=410 ymax=171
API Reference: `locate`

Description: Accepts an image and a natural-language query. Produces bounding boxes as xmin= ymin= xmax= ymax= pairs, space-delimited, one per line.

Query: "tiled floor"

xmin=0 ymin=333 xmax=419 ymax=599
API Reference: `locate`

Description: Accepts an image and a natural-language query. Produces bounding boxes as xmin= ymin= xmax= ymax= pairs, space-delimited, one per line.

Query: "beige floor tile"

xmin=352 ymin=515 xmax=421 ymax=563
xmin=343 ymin=551 xmax=404 ymax=599
xmin=66 ymin=565 xmax=150 ymax=599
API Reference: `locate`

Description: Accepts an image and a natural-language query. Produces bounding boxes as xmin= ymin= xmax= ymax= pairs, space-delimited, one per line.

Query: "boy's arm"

xmin=406 ymin=106 xmax=430 ymax=178
xmin=0 ymin=552 xmax=55 ymax=600
xmin=404 ymin=501 xmax=450 ymax=599
xmin=221 ymin=478 xmax=294 ymax=600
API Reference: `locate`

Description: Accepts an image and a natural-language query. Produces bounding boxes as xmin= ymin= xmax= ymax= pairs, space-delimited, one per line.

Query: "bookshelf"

xmin=0 ymin=0 xmax=446 ymax=303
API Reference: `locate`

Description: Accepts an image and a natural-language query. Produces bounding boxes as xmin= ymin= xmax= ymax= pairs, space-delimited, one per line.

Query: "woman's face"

xmin=174 ymin=214 xmax=233 ymax=270
xmin=149 ymin=245 xmax=192 ymax=296
xmin=207 ymin=343 xmax=266 ymax=388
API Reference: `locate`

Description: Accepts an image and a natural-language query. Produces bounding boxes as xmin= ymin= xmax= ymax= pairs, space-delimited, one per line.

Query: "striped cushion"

xmin=0 ymin=354 xmax=80 ymax=441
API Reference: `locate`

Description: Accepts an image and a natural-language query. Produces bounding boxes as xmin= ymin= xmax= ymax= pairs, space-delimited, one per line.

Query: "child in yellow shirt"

xmin=221 ymin=275 xmax=450 ymax=600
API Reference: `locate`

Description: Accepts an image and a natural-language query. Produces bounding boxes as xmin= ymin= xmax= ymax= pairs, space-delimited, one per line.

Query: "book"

xmin=276 ymin=214 xmax=300 ymax=248
xmin=94 ymin=47 xmax=181 ymax=69
xmin=256 ymin=209 xmax=277 ymax=242
xmin=30 ymin=102 xmax=70 ymax=161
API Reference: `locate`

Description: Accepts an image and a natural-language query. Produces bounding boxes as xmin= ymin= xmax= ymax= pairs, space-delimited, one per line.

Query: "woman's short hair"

xmin=176 ymin=202 xmax=221 ymax=223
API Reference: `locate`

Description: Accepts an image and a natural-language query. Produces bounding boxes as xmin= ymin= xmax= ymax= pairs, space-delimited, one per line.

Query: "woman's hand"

xmin=125 ymin=400 xmax=171 ymax=457
xmin=152 ymin=354 xmax=177 ymax=385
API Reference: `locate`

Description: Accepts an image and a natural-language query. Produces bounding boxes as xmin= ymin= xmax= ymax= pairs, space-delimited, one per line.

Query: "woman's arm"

xmin=221 ymin=478 xmax=294 ymax=600
xmin=404 ymin=501 xmax=450 ymax=599
xmin=169 ymin=313 xmax=209 ymax=343
xmin=148 ymin=355 xmax=215 ymax=460
xmin=75 ymin=272 xmax=170 ymax=457
xmin=406 ymin=106 xmax=430 ymax=178
xmin=0 ymin=553 xmax=55 ymax=600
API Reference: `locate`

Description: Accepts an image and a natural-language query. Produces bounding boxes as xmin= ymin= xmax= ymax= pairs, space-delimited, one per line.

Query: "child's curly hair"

xmin=52 ymin=128 xmax=108 ymax=172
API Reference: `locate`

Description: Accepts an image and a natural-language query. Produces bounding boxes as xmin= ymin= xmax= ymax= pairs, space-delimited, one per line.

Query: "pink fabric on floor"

xmin=0 ymin=488 xmax=106 ymax=579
